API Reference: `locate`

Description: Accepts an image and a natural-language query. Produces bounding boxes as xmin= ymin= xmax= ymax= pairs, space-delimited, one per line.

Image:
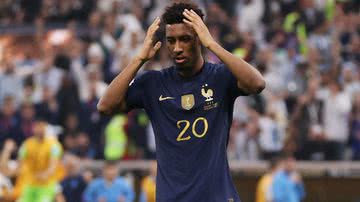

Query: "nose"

xmin=173 ymin=41 xmax=183 ymax=54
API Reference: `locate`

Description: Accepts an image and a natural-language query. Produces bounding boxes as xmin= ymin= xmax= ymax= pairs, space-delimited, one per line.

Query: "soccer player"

xmin=17 ymin=119 xmax=64 ymax=202
xmin=98 ymin=2 xmax=265 ymax=201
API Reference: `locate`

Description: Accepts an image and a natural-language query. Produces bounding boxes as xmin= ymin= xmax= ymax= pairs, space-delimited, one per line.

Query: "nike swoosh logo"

xmin=159 ymin=95 xmax=175 ymax=101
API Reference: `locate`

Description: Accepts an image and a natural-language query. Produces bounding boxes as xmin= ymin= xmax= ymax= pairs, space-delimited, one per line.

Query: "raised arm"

xmin=97 ymin=17 xmax=162 ymax=115
xmin=183 ymin=9 xmax=265 ymax=95
xmin=0 ymin=139 xmax=18 ymax=177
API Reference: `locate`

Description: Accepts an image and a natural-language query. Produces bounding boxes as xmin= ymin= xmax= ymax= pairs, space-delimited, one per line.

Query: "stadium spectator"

xmin=290 ymin=78 xmax=324 ymax=160
xmin=0 ymin=58 xmax=23 ymax=106
xmin=272 ymin=154 xmax=305 ymax=202
xmin=0 ymin=96 xmax=21 ymax=146
xmin=104 ymin=115 xmax=128 ymax=161
xmin=229 ymin=115 xmax=261 ymax=161
xmin=83 ymin=160 xmax=135 ymax=202
xmin=18 ymin=102 xmax=36 ymax=140
xmin=322 ymin=80 xmax=352 ymax=160
xmin=258 ymin=109 xmax=285 ymax=160
xmin=350 ymin=93 xmax=360 ymax=160
xmin=72 ymin=131 xmax=97 ymax=160
xmin=35 ymin=86 xmax=60 ymax=125
xmin=59 ymin=153 xmax=93 ymax=202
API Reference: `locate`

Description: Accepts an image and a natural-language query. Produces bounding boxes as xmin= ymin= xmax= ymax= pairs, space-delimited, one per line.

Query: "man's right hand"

xmin=137 ymin=17 xmax=162 ymax=62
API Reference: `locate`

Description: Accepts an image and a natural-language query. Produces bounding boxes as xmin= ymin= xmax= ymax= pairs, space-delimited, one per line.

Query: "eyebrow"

xmin=166 ymin=34 xmax=193 ymax=39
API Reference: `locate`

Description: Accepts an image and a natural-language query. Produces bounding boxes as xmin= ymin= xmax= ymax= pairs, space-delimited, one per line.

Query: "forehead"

xmin=165 ymin=23 xmax=195 ymax=37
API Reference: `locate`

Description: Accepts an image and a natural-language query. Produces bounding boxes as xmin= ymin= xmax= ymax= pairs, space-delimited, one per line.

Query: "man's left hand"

xmin=183 ymin=9 xmax=215 ymax=48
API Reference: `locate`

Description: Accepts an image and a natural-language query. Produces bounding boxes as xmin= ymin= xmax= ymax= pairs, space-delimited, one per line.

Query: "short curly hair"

xmin=161 ymin=1 xmax=204 ymax=25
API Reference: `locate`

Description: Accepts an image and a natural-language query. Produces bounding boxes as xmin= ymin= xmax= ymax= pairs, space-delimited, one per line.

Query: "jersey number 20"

xmin=176 ymin=117 xmax=208 ymax=142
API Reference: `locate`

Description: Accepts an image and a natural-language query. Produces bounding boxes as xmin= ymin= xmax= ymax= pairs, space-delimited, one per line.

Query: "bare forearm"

xmin=97 ymin=57 xmax=145 ymax=115
xmin=0 ymin=150 xmax=11 ymax=175
xmin=97 ymin=17 xmax=162 ymax=115
xmin=208 ymin=42 xmax=265 ymax=94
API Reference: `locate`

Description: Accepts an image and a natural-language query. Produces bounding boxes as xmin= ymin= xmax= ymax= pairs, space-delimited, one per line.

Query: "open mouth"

xmin=175 ymin=57 xmax=186 ymax=64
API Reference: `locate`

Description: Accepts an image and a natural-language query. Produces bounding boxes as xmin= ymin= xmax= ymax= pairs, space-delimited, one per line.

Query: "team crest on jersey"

xmin=201 ymin=84 xmax=218 ymax=111
xmin=181 ymin=94 xmax=195 ymax=110
xmin=201 ymin=84 xmax=213 ymax=101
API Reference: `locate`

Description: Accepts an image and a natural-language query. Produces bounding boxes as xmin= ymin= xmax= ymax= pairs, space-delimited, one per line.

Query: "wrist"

xmin=133 ymin=56 xmax=147 ymax=65
xmin=206 ymin=40 xmax=218 ymax=51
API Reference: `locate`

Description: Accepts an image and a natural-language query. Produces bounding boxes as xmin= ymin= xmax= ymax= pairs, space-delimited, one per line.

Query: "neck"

xmin=178 ymin=57 xmax=204 ymax=77
xmin=105 ymin=178 xmax=114 ymax=185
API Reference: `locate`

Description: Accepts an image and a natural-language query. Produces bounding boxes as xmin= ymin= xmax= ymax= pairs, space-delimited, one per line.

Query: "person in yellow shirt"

xmin=17 ymin=119 xmax=64 ymax=202
xmin=140 ymin=161 xmax=157 ymax=202
xmin=255 ymin=156 xmax=283 ymax=202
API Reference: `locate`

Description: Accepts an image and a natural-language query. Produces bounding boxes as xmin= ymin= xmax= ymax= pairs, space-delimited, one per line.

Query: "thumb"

xmin=153 ymin=41 xmax=162 ymax=51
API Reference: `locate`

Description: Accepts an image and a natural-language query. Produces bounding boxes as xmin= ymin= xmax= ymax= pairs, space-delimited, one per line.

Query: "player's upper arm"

xmin=124 ymin=71 xmax=157 ymax=112
xmin=217 ymin=64 xmax=249 ymax=98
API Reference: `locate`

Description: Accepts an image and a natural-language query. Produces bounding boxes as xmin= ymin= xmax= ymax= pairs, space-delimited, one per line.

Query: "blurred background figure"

xmin=58 ymin=153 xmax=93 ymax=202
xmin=255 ymin=156 xmax=283 ymax=202
xmin=83 ymin=161 xmax=134 ymax=202
xmin=17 ymin=119 xmax=64 ymax=202
xmin=0 ymin=139 xmax=16 ymax=202
xmin=140 ymin=161 xmax=157 ymax=202
xmin=272 ymin=154 xmax=305 ymax=202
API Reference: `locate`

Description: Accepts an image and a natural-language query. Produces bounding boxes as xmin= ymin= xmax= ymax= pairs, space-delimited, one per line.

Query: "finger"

xmin=150 ymin=17 xmax=161 ymax=27
xmin=148 ymin=24 xmax=160 ymax=37
xmin=189 ymin=9 xmax=203 ymax=21
xmin=153 ymin=41 xmax=162 ymax=51
xmin=183 ymin=10 xmax=194 ymax=21
xmin=147 ymin=17 xmax=161 ymax=34
xmin=183 ymin=18 xmax=194 ymax=27
xmin=147 ymin=24 xmax=160 ymax=39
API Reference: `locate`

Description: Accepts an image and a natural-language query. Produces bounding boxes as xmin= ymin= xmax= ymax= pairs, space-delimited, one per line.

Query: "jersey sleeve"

xmin=50 ymin=143 xmax=62 ymax=159
xmin=18 ymin=143 xmax=27 ymax=160
xmin=125 ymin=71 xmax=156 ymax=111
xmin=217 ymin=64 xmax=248 ymax=99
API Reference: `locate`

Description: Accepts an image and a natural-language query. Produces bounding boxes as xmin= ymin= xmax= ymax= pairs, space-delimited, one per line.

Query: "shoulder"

xmin=132 ymin=70 xmax=161 ymax=85
xmin=89 ymin=178 xmax=103 ymax=187
xmin=23 ymin=138 xmax=34 ymax=148
xmin=114 ymin=177 xmax=129 ymax=185
xmin=135 ymin=66 xmax=174 ymax=83
xmin=204 ymin=62 xmax=228 ymax=75
xmin=137 ymin=70 xmax=159 ymax=79
xmin=158 ymin=66 xmax=175 ymax=78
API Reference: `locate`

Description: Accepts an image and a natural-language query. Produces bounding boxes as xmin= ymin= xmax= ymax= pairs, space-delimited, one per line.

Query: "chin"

xmin=175 ymin=64 xmax=191 ymax=72
xmin=174 ymin=60 xmax=191 ymax=68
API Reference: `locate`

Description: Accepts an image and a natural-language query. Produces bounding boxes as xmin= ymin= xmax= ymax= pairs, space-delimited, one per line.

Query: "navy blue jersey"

xmin=126 ymin=62 xmax=244 ymax=202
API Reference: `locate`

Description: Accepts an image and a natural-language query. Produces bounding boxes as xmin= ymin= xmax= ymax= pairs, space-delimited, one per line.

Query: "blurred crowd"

xmin=0 ymin=0 xmax=359 ymax=201
xmin=0 ymin=0 xmax=359 ymax=161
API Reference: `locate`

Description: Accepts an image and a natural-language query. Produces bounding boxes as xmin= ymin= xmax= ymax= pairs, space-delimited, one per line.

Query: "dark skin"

xmin=97 ymin=9 xmax=265 ymax=115
xmin=165 ymin=23 xmax=203 ymax=77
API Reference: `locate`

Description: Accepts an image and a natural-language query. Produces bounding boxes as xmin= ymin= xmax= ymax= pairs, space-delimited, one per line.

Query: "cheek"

xmin=166 ymin=44 xmax=174 ymax=54
xmin=187 ymin=43 xmax=197 ymax=57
